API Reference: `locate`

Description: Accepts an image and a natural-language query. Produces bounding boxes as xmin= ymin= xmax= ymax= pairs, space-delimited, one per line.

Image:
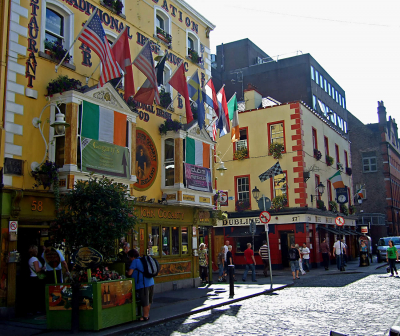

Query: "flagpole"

xmin=227 ymin=92 xmax=237 ymax=104
xmin=86 ymin=26 xmax=127 ymax=84
xmin=216 ymin=84 xmax=225 ymax=96
xmin=55 ymin=8 xmax=98 ymax=72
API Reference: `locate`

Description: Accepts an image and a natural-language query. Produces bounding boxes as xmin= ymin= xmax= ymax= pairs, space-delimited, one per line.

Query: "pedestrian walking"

xmin=320 ymin=238 xmax=330 ymax=270
xmin=386 ymin=240 xmax=399 ymax=277
xmin=258 ymin=240 xmax=269 ymax=277
xmin=223 ymin=240 xmax=229 ymax=280
xmin=226 ymin=245 xmax=236 ymax=281
xmin=28 ymin=245 xmax=46 ymax=314
xmin=127 ymin=249 xmax=154 ymax=321
xmin=198 ymin=243 xmax=208 ymax=284
xmin=301 ymin=243 xmax=310 ymax=272
xmin=217 ymin=246 xmax=225 ymax=282
xmin=295 ymin=244 xmax=306 ymax=275
xmin=289 ymin=243 xmax=300 ymax=280
xmin=333 ymin=236 xmax=346 ymax=271
xmin=242 ymin=243 xmax=257 ymax=282
xmin=341 ymin=238 xmax=348 ymax=266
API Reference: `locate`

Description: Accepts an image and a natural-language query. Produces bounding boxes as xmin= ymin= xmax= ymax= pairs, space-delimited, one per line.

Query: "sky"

xmin=185 ymin=0 xmax=400 ymax=125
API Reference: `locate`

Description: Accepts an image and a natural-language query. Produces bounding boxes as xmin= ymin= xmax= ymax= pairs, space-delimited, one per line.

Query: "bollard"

xmin=390 ymin=326 xmax=400 ymax=336
xmin=228 ymin=265 xmax=234 ymax=298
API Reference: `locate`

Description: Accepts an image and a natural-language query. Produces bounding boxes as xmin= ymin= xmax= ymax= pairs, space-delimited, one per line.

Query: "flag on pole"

xmin=185 ymin=137 xmax=210 ymax=168
xmin=328 ymin=171 xmax=345 ymax=189
xmin=133 ymin=40 xmax=160 ymax=105
xmin=111 ymin=27 xmax=135 ymax=100
xmin=78 ymin=10 xmax=120 ymax=87
xmin=204 ymin=79 xmax=219 ymax=117
xmin=259 ymin=162 xmax=283 ymax=182
xmin=187 ymin=70 xmax=205 ymax=129
xmin=168 ymin=61 xmax=193 ymax=123
xmin=356 ymin=186 xmax=364 ymax=199
xmin=228 ymin=94 xmax=239 ymax=142
xmin=217 ymin=86 xmax=230 ymax=137
xmin=212 ymin=120 xmax=217 ymax=141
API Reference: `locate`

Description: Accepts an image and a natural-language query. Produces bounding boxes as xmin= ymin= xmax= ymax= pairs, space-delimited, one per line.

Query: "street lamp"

xmin=251 ymin=186 xmax=273 ymax=290
xmin=310 ymin=182 xmax=325 ymax=203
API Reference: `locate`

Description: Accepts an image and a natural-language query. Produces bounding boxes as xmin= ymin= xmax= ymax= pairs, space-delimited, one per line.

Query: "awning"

xmin=340 ymin=229 xmax=359 ymax=236
xmin=317 ymin=226 xmax=342 ymax=235
xmin=318 ymin=226 xmax=357 ymax=236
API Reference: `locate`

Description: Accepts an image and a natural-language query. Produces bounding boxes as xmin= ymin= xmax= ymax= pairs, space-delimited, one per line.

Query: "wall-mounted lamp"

xmin=31 ymin=103 xmax=70 ymax=171
xmin=252 ymin=186 xmax=260 ymax=201
xmin=310 ymin=182 xmax=325 ymax=203
xmin=215 ymin=152 xmax=228 ymax=176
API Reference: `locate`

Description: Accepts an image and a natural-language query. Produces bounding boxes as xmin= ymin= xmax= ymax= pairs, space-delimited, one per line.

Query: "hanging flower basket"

xmin=314 ymin=149 xmax=322 ymax=161
xmin=329 ymin=200 xmax=338 ymax=212
xmin=159 ymin=88 xmax=172 ymax=109
xmin=32 ymin=160 xmax=58 ymax=189
xmin=159 ymin=119 xmax=182 ymax=135
xmin=269 ymin=142 xmax=285 ymax=160
xmin=326 ymin=155 xmax=334 ymax=166
xmin=271 ymin=195 xmax=287 ymax=211
xmin=235 ymin=200 xmax=250 ymax=212
xmin=234 ymin=147 xmax=248 ymax=160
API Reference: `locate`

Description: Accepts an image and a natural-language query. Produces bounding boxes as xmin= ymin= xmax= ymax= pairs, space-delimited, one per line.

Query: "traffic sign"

xmin=335 ymin=216 xmax=345 ymax=226
xmin=260 ymin=211 xmax=271 ymax=224
xmin=9 ymin=221 xmax=18 ymax=233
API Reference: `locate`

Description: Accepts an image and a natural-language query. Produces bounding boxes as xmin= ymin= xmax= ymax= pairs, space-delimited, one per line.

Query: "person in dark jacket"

xmin=288 ymin=243 xmax=300 ymax=280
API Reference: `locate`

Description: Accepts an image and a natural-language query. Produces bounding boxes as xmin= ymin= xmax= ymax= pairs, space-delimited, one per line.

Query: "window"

xmin=273 ymin=172 xmax=287 ymax=199
xmin=171 ymin=226 xmax=179 ymax=255
xmin=324 ymin=79 xmax=327 ymax=92
xmin=336 ymin=91 xmax=339 ymax=103
xmin=188 ymin=36 xmax=194 ymax=50
xmin=187 ymin=31 xmax=199 ymax=56
xmin=324 ymin=136 xmax=329 ymax=158
xmin=362 ymin=152 xmax=377 ymax=172
xmin=235 ymin=175 xmax=251 ymax=210
xmin=269 ymin=122 xmax=285 ymax=145
xmin=328 ymin=83 xmax=331 ymax=96
xmin=315 ymin=70 xmax=319 ymax=84
xmin=233 ymin=128 xmax=249 ymax=158
xmin=181 ymin=227 xmax=188 ymax=254
xmin=319 ymin=75 xmax=323 ymax=89
xmin=318 ymin=100 xmax=326 ymax=116
xmin=342 ymin=97 xmax=346 ymax=109
xmin=331 ymin=86 xmax=335 ymax=99
xmin=155 ymin=8 xmax=170 ymax=39
xmin=327 ymin=180 xmax=332 ymax=203
xmin=156 ymin=14 xmax=164 ymax=30
xmin=315 ymin=175 xmax=321 ymax=201
xmin=150 ymin=226 xmax=160 ymax=256
xmin=312 ymin=95 xmax=317 ymax=110
xmin=164 ymin=138 xmax=174 ymax=186
xmin=45 ymin=8 xmax=63 ymax=43
xmin=162 ymin=226 xmax=170 ymax=255
xmin=311 ymin=66 xmax=315 ymax=80
xmin=339 ymin=93 xmax=342 ymax=106
xmin=312 ymin=128 xmax=318 ymax=151
xmin=335 ymin=144 xmax=340 ymax=164
xmin=344 ymin=150 xmax=349 ymax=168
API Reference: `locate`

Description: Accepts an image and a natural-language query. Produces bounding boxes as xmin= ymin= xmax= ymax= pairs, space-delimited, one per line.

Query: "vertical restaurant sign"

xmin=184 ymin=163 xmax=212 ymax=193
xmin=81 ymin=137 xmax=130 ymax=179
xmin=26 ymin=0 xmax=40 ymax=88
xmin=134 ymin=129 xmax=158 ymax=191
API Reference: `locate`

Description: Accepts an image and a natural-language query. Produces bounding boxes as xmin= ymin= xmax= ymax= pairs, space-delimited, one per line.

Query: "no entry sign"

xmin=9 ymin=221 xmax=18 ymax=233
xmin=335 ymin=216 xmax=345 ymax=226
xmin=259 ymin=211 xmax=271 ymax=224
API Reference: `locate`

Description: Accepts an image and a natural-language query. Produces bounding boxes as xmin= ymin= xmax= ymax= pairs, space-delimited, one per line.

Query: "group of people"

xmin=288 ymin=243 xmax=310 ymax=280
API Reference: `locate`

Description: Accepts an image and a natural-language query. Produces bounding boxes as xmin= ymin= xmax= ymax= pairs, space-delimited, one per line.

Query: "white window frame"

xmin=154 ymin=7 xmax=171 ymax=35
xmin=163 ymin=138 xmax=175 ymax=187
xmin=236 ymin=177 xmax=250 ymax=202
xmin=186 ymin=30 xmax=200 ymax=55
xmin=362 ymin=157 xmax=377 ymax=173
xmin=41 ymin=0 xmax=74 ymax=58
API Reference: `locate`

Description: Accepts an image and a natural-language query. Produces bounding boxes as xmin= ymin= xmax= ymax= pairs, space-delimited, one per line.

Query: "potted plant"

xmin=159 ymin=88 xmax=172 ymax=109
xmin=235 ymin=200 xmax=250 ymax=212
xmin=44 ymin=39 xmax=72 ymax=63
xmin=46 ymin=75 xmax=82 ymax=97
xmin=271 ymin=194 xmax=287 ymax=211
xmin=326 ymin=155 xmax=334 ymax=166
xmin=316 ymin=199 xmax=326 ymax=210
xmin=159 ymin=119 xmax=182 ymax=135
xmin=346 ymin=167 xmax=352 ymax=176
xmin=329 ymin=200 xmax=338 ymax=212
xmin=156 ymin=27 xmax=172 ymax=44
xmin=269 ymin=142 xmax=285 ymax=160
xmin=233 ymin=147 xmax=248 ymax=160
xmin=349 ymin=205 xmax=356 ymax=215
xmin=314 ymin=149 xmax=322 ymax=161
xmin=188 ymin=48 xmax=201 ymax=64
xmin=337 ymin=162 xmax=344 ymax=171
xmin=340 ymin=204 xmax=349 ymax=216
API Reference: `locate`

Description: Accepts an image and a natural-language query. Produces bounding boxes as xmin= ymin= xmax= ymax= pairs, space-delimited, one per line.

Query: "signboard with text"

xmin=184 ymin=163 xmax=212 ymax=193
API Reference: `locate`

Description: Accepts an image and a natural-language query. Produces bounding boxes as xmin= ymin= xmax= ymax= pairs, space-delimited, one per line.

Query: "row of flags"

xmin=56 ymin=9 xmax=240 ymax=144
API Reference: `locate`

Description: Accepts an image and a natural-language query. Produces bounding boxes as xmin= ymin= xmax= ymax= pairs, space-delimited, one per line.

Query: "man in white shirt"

xmin=223 ymin=240 xmax=229 ymax=280
xmin=301 ymin=243 xmax=310 ymax=272
xmin=333 ymin=237 xmax=346 ymax=271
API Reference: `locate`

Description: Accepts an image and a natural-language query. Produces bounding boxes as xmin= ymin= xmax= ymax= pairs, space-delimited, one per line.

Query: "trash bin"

xmin=359 ymin=251 xmax=369 ymax=267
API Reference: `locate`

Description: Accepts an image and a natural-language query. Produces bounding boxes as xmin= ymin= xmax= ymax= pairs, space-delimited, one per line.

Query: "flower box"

xmin=314 ymin=149 xmax=322 ymax=161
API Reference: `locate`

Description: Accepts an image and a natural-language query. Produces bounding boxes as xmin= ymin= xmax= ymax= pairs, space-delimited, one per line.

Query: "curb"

xmin=104 ymin=283 xmax=292 ymax=336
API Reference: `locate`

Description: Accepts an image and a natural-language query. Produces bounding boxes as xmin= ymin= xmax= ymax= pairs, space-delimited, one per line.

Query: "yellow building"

xmin=0 ymin=0 xmax=216 ymax=316
xmin=213 ymin=86 xmax=357 ymax=270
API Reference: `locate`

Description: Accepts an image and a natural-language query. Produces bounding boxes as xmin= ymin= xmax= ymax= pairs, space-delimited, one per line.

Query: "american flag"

xmin=78 ymin=10 xmax=120 ymax=87
xmin=133 ymin=41 xmax=160 ymax=105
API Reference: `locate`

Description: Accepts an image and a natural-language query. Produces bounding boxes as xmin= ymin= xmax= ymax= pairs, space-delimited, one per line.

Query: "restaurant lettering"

xmin=135 ymin=101 xmax=172 ymax=123
xmin=26 ymin=0 xmax=39 ymax=88
xmin=139 ymin=207 xmax=184 ymax=220
xmin=222 ymin=217 xmax=261 ymax=226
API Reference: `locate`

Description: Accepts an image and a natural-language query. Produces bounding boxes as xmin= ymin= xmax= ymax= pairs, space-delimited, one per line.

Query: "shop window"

xmin=150 ymin=226 xmax=160 ymax=256
xmin=235 ymin=235 xmax=264 ymax=255
xmin=162 ymin=226 xmax=170 ymax=255
xmin=171 ymin=227 xmax=179 ymax=255
xmin=164 ymin=138 xmax=174 ymax=186
xmin=182 ymin=227 xmax=188 ymax=254
xmin=273 ymin=172 xmax=287 ymax=199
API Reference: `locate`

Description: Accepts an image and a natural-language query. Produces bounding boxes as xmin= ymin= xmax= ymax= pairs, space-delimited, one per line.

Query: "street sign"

xmin=249 ymin=220 xmax=257 ymax=235
xmin=260 ymin=211 xmax=271 ymax=224
xmin=335 ymin=216 xmax=345 ymax=226
xmin=9 ymin=221 xmax=18 ymax=233
xmin=361 ymin=226 xmax=368 ymax=234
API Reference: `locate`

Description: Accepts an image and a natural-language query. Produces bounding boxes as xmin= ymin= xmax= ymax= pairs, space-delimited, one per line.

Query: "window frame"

xmin=312 ymin=127 xmax=318 ymax=151
xmin=164 ymin=138 xmax=175 ymax=187
xmin=324 ymin=136 xmax=329 ymax=158
xmin=154 ymin=7 xmax=171 ymax=38
xmin=362 ymin=157 xmax=377 ymax=173
xmin=268 ymin=121 xmax=286 ymax=154
xmin=335 ymin=144 xmax=340 ymax=164
xmin=311 ymin=65 xmax=315 ymax=81
xmin=344 ymin=150 xmax=349 ymax=168
xmin=233 ymin=127 xmax=249 ymax=160
xmin=186 ymin=30 xmax=200 ymax=56
xmin=235 ymin=175 xmax=251 ymax=210
xmin=270 ymin=171 xmax=289 ymax=206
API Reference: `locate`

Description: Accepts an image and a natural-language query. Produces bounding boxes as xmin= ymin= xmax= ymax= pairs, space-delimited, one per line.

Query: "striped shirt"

xmin=259 ymin=245 xmax=269 ymax=259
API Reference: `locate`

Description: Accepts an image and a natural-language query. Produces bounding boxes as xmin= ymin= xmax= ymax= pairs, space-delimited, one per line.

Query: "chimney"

xmin=377 ymin=101 xmax=387 ymax=125
xmin=244 ymin=84 xmax=262 ymax=110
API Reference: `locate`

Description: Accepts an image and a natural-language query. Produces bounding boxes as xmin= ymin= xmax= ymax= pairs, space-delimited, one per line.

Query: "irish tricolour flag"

xmin=82 ymin=101 xmax=127 ymax=147
xmin=328 ymin=171 xmax=345 ymax=189
xmin=185 ymin=137 xmax=210 ymax=168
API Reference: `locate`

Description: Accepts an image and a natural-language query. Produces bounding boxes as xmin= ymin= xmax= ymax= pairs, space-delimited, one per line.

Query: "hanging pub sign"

xmin=72 ymin=247 xmax=103 ymax=269
xmin=134 ymin=129 xmax=158 ymax=191
xmin=184 ymin=163 xmax=212 ymax=193
xmin=336 ymin=187 xmax=348 ymax=204
xmin=44 ymin=247 xmax=61 ymax=269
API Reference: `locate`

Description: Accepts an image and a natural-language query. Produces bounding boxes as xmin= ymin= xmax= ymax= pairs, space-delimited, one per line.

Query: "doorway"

xmin=280 ymin=232 xmax=295 ymax=267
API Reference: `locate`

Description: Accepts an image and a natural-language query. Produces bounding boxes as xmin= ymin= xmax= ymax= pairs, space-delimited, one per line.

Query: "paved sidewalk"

xmin=0 ymin=257 xmax=383 ymax=335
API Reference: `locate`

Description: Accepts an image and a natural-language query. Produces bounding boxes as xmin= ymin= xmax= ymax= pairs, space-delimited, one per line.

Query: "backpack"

xmin=140 ymin=256 xmax=160 ymax=278
xmin=288 ymin=248 xmax=299 ymax=261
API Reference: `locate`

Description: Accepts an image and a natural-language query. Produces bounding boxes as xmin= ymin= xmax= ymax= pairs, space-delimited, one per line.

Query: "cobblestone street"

xmin=130 ymin=267 xmax=399 ymax=336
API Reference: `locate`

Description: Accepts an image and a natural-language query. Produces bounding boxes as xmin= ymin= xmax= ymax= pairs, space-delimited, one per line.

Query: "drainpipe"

xmin=387 ymin=144 xmax=396 ymax=235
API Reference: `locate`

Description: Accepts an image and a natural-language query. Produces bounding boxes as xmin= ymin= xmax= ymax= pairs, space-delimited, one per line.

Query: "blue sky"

xmin=186 ymin=0 xmax=400 ymax=125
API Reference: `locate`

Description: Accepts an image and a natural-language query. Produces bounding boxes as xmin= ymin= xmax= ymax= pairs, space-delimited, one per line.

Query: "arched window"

xmin=187 ymin=31 xmax=199 ymax=57
xmin=45 ymin=8 xmax=64 ymax=44
xmin=154 ymin=8 xmax=171 ymax=40
xmin=164 ymin=138 xmax=174 ymax=186
xmin=156 ymin=14 xmax=165 ymax=31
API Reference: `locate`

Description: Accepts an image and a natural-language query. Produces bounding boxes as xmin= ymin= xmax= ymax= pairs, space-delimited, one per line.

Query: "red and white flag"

xmin=78 ymin=10 xmax=120 ymax=87
xmin=133 ymin=41 xmax=160 ymax=105
xmin=111 ymin=27 xmax=135 ymax=100
xmin=212 ymin=121 xmax=217 ymax=141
